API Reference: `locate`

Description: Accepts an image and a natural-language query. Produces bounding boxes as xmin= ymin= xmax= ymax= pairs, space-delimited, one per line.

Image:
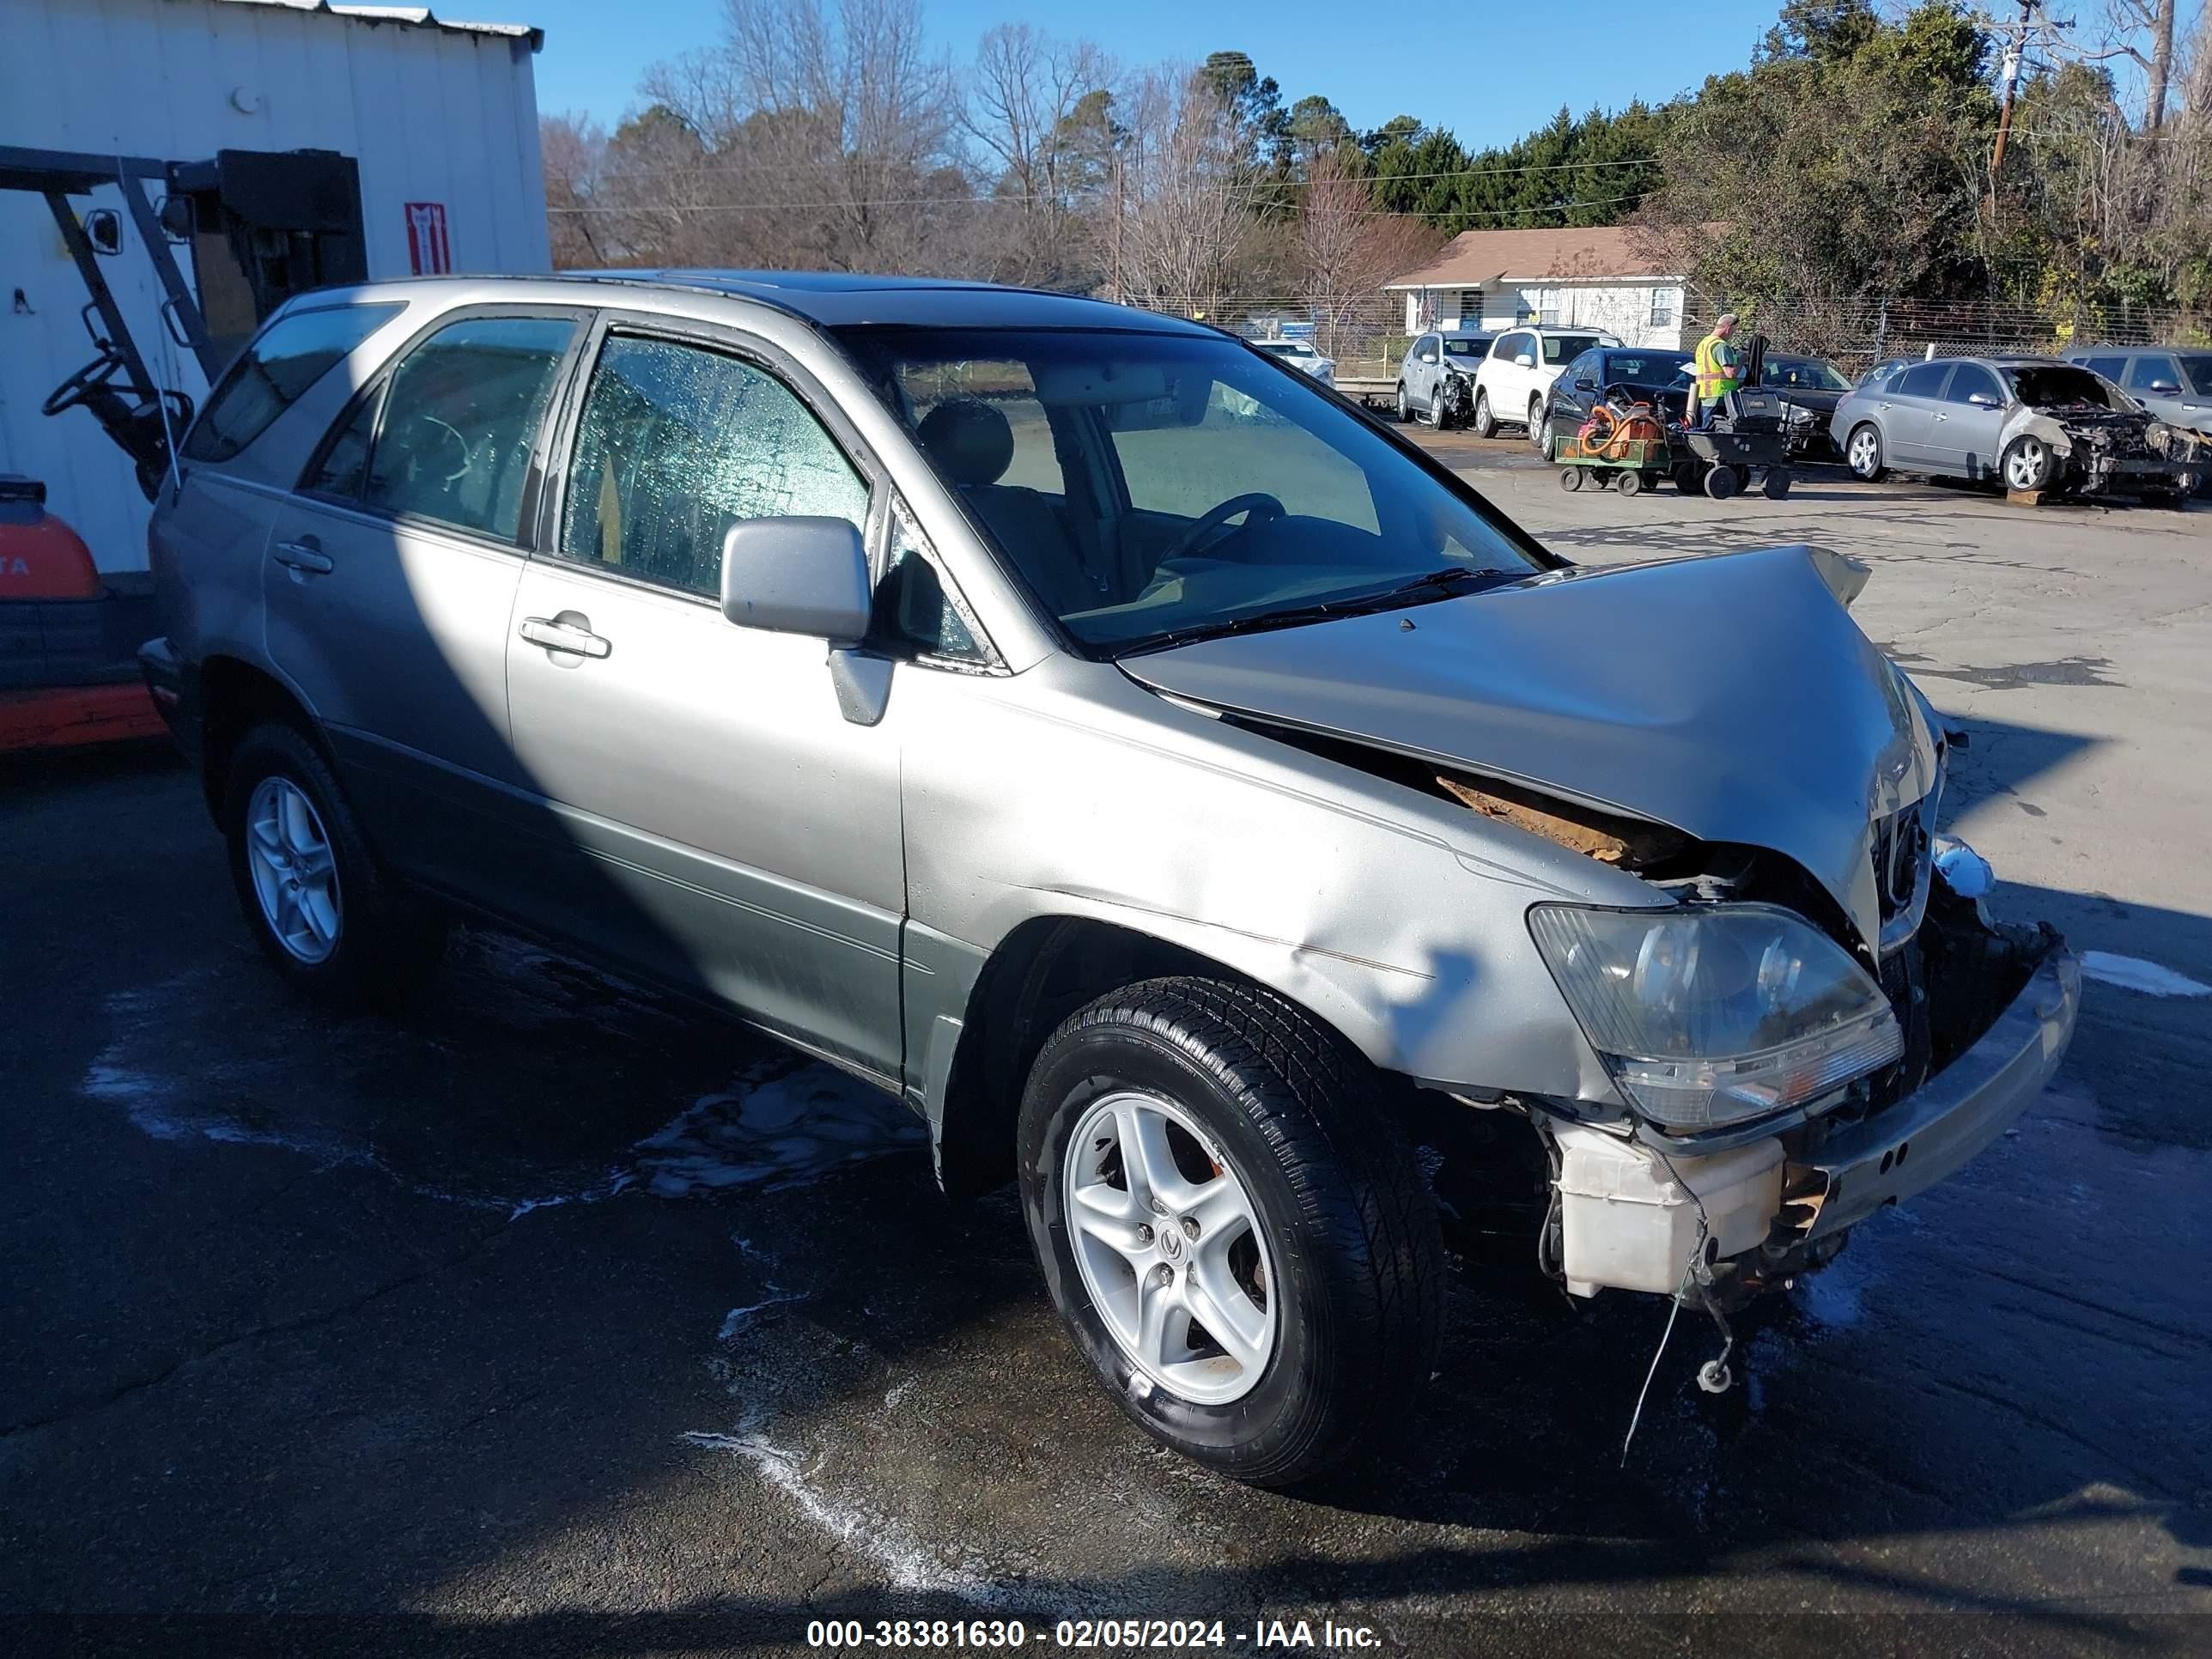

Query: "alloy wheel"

xmin=246 ymin=775 xmax=343 ymax=964
xmin=1062 ymin=1090 xmax=1277 ymax=1405
xmin=2005 ymin=437 xmax=2050 ymax=491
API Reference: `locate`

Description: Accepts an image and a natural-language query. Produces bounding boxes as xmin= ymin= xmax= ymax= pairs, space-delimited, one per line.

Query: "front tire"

xmin=1846 ymin=422 xmax=1887 ymax=482
xmin=2002 ymin=434 xmax=2055 ymax=493
xmin=1471 ymin=388 xmax=1497 ymax=438
xmin=1018 ymin=977 xmax=1443 ymax=1488
xmin=1395 ymin=384 xmax=1411 ymax=423
xmin=222 ymin=722 xmax=446 ymax=1006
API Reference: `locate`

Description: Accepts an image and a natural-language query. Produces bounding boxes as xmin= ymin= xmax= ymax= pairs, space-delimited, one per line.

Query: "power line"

xmin=549 ymin=183 xmax=1656 ymax=218
xmin=573 ymin=152 xmax=1664 ymax=186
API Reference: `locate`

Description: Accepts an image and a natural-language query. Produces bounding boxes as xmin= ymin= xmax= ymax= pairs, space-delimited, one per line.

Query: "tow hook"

xmin=1694 ymin=1283 xmax=1737 ymax=1395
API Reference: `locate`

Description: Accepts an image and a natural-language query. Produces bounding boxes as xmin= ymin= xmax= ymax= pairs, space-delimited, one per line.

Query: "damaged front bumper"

xmin=1547 ymin=939 xmax=2081 ymax=1300
xmin=1785 ymin=946 xmax=2080 ymax=1242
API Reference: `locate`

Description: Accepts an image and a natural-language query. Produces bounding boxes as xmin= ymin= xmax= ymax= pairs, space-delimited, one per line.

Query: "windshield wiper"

xmin=1114 ymin=566 xmax=1522 ymax=656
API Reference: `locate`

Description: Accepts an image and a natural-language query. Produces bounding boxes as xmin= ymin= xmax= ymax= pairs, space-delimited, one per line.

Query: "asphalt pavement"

xmin=3 ymin=447 xmax=2207 ymax=1656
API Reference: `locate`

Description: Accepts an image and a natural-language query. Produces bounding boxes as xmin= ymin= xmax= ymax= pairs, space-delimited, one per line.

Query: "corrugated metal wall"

xmin=0 ymin=0 xmax=549 ymax=572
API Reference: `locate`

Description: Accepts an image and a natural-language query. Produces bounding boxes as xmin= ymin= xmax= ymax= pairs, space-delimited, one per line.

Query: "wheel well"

xmin=934 ymin=917 xmax=1285 ymax=1198
xmin=197 ymin=657 xmax=323 ymax=814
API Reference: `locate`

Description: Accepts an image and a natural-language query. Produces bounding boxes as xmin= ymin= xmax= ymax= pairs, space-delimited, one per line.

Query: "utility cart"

xmin=1555 ymin=400 xmax=1673 ymax=495
xmin=1669 ymin=386 xmax=1796 ymax=499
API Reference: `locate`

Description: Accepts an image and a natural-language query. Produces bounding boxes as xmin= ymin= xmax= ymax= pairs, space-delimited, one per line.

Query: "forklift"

xmin=0 ymin=143 xmax=365 ymax=750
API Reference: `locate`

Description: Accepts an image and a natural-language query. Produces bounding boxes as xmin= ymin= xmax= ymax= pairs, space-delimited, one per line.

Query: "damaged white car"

xmin=1834 ymin=353 xmax=2203 ymax=501
xmin=145 ymin=275 xmax=2081 ymax=1491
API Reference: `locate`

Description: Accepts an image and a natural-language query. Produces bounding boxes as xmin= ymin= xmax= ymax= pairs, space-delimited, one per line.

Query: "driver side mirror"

xmin=720 ymin=517 xmax=872 ymax=644
xmin=1515 ymin=353 xmax=1536 ymax=368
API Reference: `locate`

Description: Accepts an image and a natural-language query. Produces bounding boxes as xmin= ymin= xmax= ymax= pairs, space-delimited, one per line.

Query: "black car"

xmin=1536 ymin=348 xmax=1692 ymax=458
xmin=1755 ymin=354 xmax=1854 ymax=459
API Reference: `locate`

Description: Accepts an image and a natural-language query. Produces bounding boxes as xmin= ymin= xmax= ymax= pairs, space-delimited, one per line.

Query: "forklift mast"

xmin=2 ymin=143 xmax=367 ymax=501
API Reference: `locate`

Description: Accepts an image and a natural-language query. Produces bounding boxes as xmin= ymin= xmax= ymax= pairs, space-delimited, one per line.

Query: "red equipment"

xmin=0 ymin=476 xmax=166 ymax=752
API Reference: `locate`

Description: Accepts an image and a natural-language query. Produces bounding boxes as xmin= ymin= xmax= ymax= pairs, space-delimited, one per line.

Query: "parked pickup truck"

xmin=141 ymin=271 xmax=2080 ymax=1487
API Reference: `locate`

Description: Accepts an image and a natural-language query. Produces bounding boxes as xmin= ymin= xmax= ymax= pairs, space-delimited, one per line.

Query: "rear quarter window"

xmin=181 ymin=303 xmax=404 ymax=463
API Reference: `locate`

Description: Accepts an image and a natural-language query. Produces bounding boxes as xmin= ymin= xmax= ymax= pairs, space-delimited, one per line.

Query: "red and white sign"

xmin=404 ymin=202 xmax=451 ymax=275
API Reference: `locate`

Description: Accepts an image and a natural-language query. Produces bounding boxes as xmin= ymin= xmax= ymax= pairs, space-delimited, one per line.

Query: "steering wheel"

xmin=43 ymin=348 xmax=128 ymax=416
xmin=1166 ymin=492 xmax=1285 ymax=562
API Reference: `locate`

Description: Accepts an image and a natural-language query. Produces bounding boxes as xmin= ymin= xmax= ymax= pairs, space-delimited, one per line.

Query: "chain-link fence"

xmin=1681 ymin=294 xmax=2212 ymax=377
xmin=1116 ymin=289 xmax=2211 ymax=380
xmin=1111 ymin=293 xmax=1407 ymax=376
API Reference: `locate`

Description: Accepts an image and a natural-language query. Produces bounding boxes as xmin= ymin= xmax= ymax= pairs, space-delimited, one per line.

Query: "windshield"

xmin=1765 ymin=356 xmax=1851 ymax=391
xmin=2179 ymin=355 xmax=2212 ymax=396
xmin=1443 ymin=337 xmax=1489 ymax=356
xmin=1543 ymin=335 xmax=1602 ymax=363
xmin=2008 ymin=365 xmax=2124 ymax=410
xmin=835 ymin=325 xmax=1549 ymax=653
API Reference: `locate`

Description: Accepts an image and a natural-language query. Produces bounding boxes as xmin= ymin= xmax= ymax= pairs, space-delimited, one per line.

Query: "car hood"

xmin=1120 ymin=544 xmax=1939 ymax=951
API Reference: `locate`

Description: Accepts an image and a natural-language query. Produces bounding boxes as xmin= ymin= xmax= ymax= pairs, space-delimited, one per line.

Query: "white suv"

xmin=1470 ymin=325 xmax=1620 ymax=438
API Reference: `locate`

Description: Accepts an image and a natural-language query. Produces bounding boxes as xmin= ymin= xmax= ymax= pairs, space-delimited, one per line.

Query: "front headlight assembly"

xmin=1528 ymin=902 xmax=1902 ymax=1132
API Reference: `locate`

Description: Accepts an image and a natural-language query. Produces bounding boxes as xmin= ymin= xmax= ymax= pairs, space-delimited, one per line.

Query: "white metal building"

xmin=1 ymin=0 xmax=550 ymax=573
xmin=1385 ymin=227 xmax=1689 ymax=351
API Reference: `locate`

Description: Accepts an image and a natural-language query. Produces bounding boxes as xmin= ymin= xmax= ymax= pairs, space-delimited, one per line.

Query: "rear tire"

xmin=1762 ymin=467 xmax=1794 ymax=500
xmin=1705 ymin=463 xmax=1742 ymax=500
xmin=1471 ymin=388 xmax=1497 ymax=439
xmin=1617 ymin=468 xmax=1644 ymax=496
xmin=1018 ymin=977 xmax=1443 ymax=1489
xmin=222 ymin=722 xmax=447 ymax=1007
xmin=1560 ymin=465 xmax=1584 ymax=492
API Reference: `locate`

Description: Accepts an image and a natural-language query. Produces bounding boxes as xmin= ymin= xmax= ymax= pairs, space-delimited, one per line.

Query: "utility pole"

xmin=1990 ymin=0 xmax=2035 ymax=181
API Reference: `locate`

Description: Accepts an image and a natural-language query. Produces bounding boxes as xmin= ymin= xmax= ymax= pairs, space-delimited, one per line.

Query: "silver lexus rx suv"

xmin=141 ymin=271 xmax=2080 ymax=1486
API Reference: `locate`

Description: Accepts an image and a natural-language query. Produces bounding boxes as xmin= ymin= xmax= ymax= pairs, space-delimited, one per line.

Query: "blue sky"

xmin=504 ymin=0 xmax=1788 ymax=151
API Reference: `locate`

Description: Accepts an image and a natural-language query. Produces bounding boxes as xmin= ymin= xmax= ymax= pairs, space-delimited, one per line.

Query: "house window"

xmin=1537 ymin=289 xmax=1560 ymax=326
xmin=1650 ymin=289 xmax=1677 ymax=328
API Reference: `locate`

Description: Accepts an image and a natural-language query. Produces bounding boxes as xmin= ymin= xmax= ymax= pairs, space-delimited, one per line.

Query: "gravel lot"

xmin=3 ymin=443 xmax=2208 ymax=1656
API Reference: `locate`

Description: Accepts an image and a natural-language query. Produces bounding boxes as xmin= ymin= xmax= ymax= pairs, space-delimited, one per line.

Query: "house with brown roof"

xmin=1383 ymin=225 xmax=1691 ymax=349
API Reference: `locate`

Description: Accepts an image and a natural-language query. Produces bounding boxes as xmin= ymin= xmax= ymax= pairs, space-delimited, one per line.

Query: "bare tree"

xmin=1108 ymin=68 xmax=1250 ymax=318
xmin=540 ymin=112 xmax=609 ymax=268
xmin=1296 ymin=146 xmax=1440 ymax=365
xmin=638 ymin=0 xmax=964 ymax=272
xmin=961 ymin=24 xmax=1115 ymax=285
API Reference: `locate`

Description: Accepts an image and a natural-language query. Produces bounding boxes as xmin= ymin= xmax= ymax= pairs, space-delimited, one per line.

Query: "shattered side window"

xmin=878 ymin=497 xmax=989 ymax=667
xmin=558 ymin=336 xmax=867 ymax=599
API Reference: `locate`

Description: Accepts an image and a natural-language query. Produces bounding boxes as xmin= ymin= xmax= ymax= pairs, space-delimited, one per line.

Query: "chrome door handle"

xmin=273 ymin=539 xmax=333 ymax=574
xmin=519 ymin=616 xmax=611 ymax=659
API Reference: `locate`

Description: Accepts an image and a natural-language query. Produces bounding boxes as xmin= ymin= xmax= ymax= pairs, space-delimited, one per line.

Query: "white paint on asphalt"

xmin=2080 ymin=951 xmax=2212 ymax=999
xmin=683 ymin=1415 xmax=1020 ymax=1606
xmin=82 ymin=971 xmax=927 ymax=1212
xmin=718 ymin=1288 xmax=807 ymax=1339
xmin=633 ymin=1066 xmax=927 ymax=1197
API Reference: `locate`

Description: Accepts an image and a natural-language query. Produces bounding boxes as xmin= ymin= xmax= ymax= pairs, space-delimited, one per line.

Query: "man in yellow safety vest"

xmin=1689 ymin=312 xmax=1744 ymax=427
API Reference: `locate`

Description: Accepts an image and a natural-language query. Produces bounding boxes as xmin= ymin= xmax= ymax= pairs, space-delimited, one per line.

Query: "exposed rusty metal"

xmin=1435 ymin=774 xmax=1681 ymax=869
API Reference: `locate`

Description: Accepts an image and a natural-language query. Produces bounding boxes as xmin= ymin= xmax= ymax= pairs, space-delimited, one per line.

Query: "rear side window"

xmin=361 ymin=315 xmax=578 ymax=541
xmin=182 ymin=303 xmax=402 ymax=462
xmin=1899 ymin=362 xmax=1951 ymax=398
xmin=556 ymin=335 xmax=868 ymax=599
